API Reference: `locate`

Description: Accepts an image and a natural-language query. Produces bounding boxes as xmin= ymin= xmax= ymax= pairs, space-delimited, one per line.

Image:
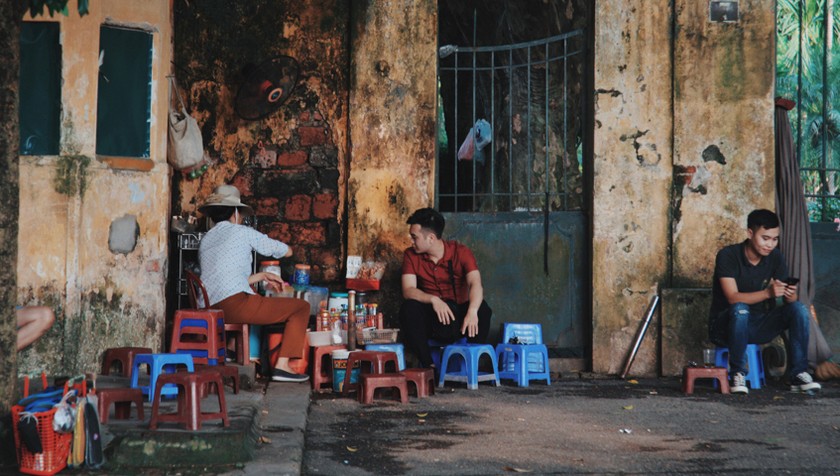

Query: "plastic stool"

xmin=170 ymin=309 xmax=226 ymax=365
xmin=495 ymin=343 xmax=551 ymax=387
xmin=429 ymin=337 xmax=467 ymax=372
xmin=342 ymin=351 xmax=400 ymax=395
xmin=683 ymin=366 xmax=730 ymax=394
xmin=131 ymin=353 xmax=195 ymax=401
xmin=402 ymin=368 xmax=435 ymax=397
xmin=96 ymin=387 xmax=144 ymax=423
xmin=359 ymin=374 xmax=408 ymax=404
xmin=366 ymin=344 xmax=406 ymax=370
xmin=196 ymin=363 xmax=239 ymax=394
xmin=438 ymin=343 xmax=500 ymax=390
xmin=714 ymin=344 xmax=765 ymax=389
xmin=149 ymin=368 xmax=229 ymax=431
xmin=310 ymin=344 xmax=346 ymax=392
xmin=501 ymin=323 xmax=547 ymax=373
xmin=224 ymin=323 xmax=250 ymax=365
xmin=101 ymin=347 xmax=153 ymax=378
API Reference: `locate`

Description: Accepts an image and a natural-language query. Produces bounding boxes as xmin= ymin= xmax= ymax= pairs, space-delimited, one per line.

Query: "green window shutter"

xmin=20 ymin=22 xmax=61 ymax=156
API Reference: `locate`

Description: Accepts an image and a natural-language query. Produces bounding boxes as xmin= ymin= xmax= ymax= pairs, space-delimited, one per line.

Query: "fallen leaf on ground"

xmin=627 ymin=379 xmax=639 ymax=384
xmin=259 ymin=436 xmax=271 ymax=444
xmin=773 ymin=396 xmax=784 ymax=400
xmin=622 ymin=405 xmax=634 ymax=410
xmin=346 ymin=446 xmax=358 ymax=452
xmin=416 ymin=413 xmax=428 ymax=417
xmin=503 ymin=466 xmax=533 ymax=473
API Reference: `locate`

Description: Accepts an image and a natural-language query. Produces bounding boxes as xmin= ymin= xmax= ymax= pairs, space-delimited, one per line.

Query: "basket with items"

xmin=356 ymin=327 xmax=400 ymax=345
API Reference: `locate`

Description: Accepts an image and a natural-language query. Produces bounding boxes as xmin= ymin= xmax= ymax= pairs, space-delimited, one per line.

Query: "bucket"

xmin=327 ymin=292 xmax=348 ymax=313
xmin=332 ymin=349 xmax=360 ymax=392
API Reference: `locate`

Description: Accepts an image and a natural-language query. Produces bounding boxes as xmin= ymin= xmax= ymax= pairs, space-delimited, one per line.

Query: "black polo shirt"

xmin=709 ymin=240 xmax=789 ymax=318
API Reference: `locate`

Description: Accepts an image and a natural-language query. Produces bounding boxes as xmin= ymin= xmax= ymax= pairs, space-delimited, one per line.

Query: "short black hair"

xmin=407 ymin=207 xmax=445 ymax=238
xmin=205 ymin=206 xmax=236 ymax=223
xmin=747 ymin=209 xmax=779 ymax=231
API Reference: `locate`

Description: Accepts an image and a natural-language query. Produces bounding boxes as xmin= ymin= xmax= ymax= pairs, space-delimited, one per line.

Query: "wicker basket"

xmin=356 ymin=328 xmax=399 ymax=345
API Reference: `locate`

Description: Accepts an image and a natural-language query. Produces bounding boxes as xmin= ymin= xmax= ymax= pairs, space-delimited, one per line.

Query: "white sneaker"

xmin=790 ymin=372 xmax=821 ymax=393
xmin=731 ymin=372 xmax=748 ymax=394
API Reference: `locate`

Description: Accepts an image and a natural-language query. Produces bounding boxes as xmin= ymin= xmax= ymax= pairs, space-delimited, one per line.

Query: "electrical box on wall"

xmin=710 ymin=1 xmax=739 ymax=23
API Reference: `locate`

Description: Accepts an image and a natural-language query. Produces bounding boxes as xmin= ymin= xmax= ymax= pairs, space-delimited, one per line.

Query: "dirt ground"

xmin=303 ymin=374 xmax=840 ymax=475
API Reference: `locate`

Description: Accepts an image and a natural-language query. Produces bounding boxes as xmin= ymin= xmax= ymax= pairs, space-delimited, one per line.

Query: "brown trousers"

xmin=213 ymin=293 xmax=309 ymax=358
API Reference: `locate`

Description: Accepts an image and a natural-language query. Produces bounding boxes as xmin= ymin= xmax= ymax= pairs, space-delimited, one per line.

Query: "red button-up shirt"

xmin=402 ymin=240 xmax=478 ymax=304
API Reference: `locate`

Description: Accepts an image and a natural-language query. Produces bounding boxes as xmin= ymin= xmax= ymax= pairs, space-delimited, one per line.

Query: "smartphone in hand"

xmin=785 ymin=277 xmax=800 ymax=286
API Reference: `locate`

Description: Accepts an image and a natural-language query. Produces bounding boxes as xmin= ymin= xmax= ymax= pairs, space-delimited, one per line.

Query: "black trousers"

xmin=398 ymin=299 xmax=492 ymax=368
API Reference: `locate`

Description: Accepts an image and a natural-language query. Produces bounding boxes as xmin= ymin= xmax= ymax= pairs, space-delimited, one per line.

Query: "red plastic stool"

xmin=359 ymin=373 xmax=408 ymax=404
xmin=149 ymin=368 xmax=229 ymax=430
xmin=402 ymin=368 xmax=435 ymax=398
xmin=224 ymin=323 xmax=250 ymax=365
xmin=196 ymin=363 xmax=240 ymax=394
xmin=170 ymin=309 xmax=226 ymax=365
xmin=101 ymin=347 xmax=153 ymax=378
xmin=96 ymin=387 xmax=144 ymax=423
xmin=310 ymin=344 xmax=346 ymax=392
xmin=342 ymin=351 xmax=400 ymax=395
xmin=265 ymin=330 xmax=310 ymax=374
xmin=683 ymin=366 xmax=730 ymax=395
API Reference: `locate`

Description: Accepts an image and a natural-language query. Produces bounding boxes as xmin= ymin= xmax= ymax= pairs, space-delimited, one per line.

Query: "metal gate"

xmin=437 ymin=29 xmax=588 ymax=357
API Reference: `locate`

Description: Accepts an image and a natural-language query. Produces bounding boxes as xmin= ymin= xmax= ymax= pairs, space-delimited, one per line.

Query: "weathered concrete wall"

xmin=172 ymin=0 xmax=348 ymax=285
xmin=592 ymin=1 xmax=673 ymax=375
xmin=0 ymin=0 xmax=25 ymax=414
xmin=17 ymin=1 xmax=172 ymax=374
xmin=347 ymin=0 xmax=438 ymax=317
xmin=593 ymin=1 xmax=776 ymax=376
xmin=672 ymin=0 xmax=776 ymax=286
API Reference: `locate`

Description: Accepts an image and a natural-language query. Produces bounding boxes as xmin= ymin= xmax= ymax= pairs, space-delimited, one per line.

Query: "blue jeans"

xmin=709 ymin=301 xmax=810 ymax=376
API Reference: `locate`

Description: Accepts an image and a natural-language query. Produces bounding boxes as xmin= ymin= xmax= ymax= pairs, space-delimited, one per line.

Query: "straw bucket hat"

xmin=198 ymin=184 xmax=254 ymax=216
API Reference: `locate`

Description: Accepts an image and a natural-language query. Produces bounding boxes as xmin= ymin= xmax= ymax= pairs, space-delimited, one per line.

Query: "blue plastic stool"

xmin=130 ymin=353 xmax=195 ymax=401
xmin=500 ymin=323 xmax=547 ymax=373
xmin=714 ymin=344 xmax=765 ymax=389
xmin=438 ymin=343 xmax=500 ymax=390
xmin=366 ymin=344 xmax=406 ymax=370
xmin=495 ymin=343 xmax=551 ymax=387
xmin=429 ymin=337 xmax=467 ymax=372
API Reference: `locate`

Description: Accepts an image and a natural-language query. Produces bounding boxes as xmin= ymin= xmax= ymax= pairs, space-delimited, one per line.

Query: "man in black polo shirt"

xmin=709 ymin=209 xmax=820 ymax=394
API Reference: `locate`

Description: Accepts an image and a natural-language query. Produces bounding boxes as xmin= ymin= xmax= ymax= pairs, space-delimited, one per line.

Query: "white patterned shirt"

xmin=198 ymin=221 xmax=289 ymax=305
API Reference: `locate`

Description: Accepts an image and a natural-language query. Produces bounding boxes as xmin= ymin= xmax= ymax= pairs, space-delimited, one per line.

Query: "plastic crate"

xmin=356 ymin=328 xmax=399 ymax=345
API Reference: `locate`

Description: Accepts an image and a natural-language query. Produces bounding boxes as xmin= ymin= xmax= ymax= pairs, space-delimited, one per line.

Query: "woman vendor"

xmin=198 ymin=184 xmax=309 ymax=383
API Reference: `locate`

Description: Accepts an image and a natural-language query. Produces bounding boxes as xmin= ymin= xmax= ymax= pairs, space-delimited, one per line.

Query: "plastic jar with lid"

xmin=292 ymin=264 xmax=311 ymax=291
xmin=259 ymin=260 xmax=282 ymax=296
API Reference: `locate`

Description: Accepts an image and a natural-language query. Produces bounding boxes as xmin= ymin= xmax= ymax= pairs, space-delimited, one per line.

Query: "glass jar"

xmin=259 ymin=260 xmax=282 ymax=296
xmin=292 ymin=264 xmax=310 ymax=292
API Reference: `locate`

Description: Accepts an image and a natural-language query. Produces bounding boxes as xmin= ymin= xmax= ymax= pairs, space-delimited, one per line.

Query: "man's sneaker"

xmin=790 ymin=372 xmax=821 ymax=393
xmin=730 ymin=372 xmax=749 ymax=394
xmin=271 ymin=369 xmax=310 ymax=383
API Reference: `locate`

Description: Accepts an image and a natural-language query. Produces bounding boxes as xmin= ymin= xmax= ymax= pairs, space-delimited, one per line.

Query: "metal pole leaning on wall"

xmin=620 ymin=294 xmax=660 ymax=380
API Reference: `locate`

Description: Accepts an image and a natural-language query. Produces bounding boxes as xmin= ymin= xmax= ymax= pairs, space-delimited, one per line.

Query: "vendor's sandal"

xmin=271 ymin=369 xmax=309 ymax=383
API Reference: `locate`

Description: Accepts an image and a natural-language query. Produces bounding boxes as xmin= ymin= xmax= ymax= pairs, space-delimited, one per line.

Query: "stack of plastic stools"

xmin=170 ymin=309 xmax=226 ymax=365
xmin=342 ymin=351 xmax=400 ymax=395
xmin=714 ymin=344 xmax=766 ymax=389
xmin=429 ymin=337 xmax=467 ymax=374
xmin=149 ymin=367 xmax=229 ymax=431
xmin=101 ymin=346 xmax=153 ymax=377
xmin=359 ymin=373 xmax=409 ymax=404
xmin=495 ymin=323 xmax=551 ymax=387
xmin=130 ymin=353 xmax=195 ymax=401
xmin=438 ymin=343 xmax=500 ymax=390
xmin=366 ymin=343 xmax=406 ymax=370
xmin=310 ymin=344 xmax=346 ymax=392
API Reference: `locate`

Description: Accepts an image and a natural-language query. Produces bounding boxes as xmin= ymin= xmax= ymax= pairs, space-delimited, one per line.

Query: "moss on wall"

xmin=52 ymin=154 xmax=90 ymax=196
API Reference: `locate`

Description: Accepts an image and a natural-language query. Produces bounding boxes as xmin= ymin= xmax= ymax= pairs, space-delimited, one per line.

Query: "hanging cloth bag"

xmin=167 ymin=76 xmax=205 ymax=171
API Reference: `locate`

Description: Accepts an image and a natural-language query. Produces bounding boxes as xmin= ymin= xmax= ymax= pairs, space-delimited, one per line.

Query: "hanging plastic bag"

xmin=167 ymin=76 xmax=205 ymax=171
xmin=457 ymin=119 xmax=492 ymax=164
xmin=68 ymin=398 xmax=86 ymax=469
xmin=52 ymin=390 xmax=77 ymax=433
xmin=457 ymin=128 xmax=475 ymax=161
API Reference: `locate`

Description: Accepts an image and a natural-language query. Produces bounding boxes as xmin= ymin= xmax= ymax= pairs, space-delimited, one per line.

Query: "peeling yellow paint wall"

xmin=593 ymin=1 xmax=776 ymax=376
xmin=347 ymin=0 xmax=437 ymax=313
xmin=18 ymin=1 xmax=172 ymax=374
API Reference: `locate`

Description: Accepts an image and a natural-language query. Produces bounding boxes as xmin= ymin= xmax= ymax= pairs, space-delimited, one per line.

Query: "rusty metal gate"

xmin=437 ymin=28 xmax=588 ymax=358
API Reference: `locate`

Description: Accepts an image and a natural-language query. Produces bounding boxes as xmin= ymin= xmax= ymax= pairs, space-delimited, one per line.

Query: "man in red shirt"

xmin=399 ymin=208 xmax=492 ymax=368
